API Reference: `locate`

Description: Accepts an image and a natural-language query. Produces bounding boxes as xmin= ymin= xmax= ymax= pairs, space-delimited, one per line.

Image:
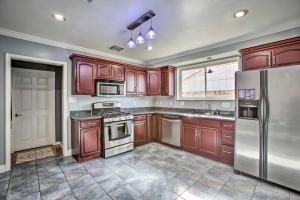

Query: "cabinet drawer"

xmin=199 ymin=119 xmax=221 ymax=128
xmin=221 ymin=145 xmax=234 ymax=163
xmin=221 ymin=129 xmax=234 ymax=146
xmin=182 ymin=117 xmax=199 ymax=126
xmin=80 ymin=120 xmax=100 ymax=128
xmin=134 ymin=115 xmax=147 ymax=121
xmin=221 ymin=121 xmax=235 ymax=130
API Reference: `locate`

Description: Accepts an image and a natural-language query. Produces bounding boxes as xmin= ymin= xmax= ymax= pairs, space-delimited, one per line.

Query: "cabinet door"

xmin=147 ymin=70 xmax=161 ymax=95
xmin=80 ymin=127 xmax=100 ymax=157
xmin=198 ymin=127 xmax=220 ymax=159
xmin=147 ymin=114 xmax=154 ymax=141
xmin=134 ymin=120 xmax=147 ymax=145
xmin=125 ymin=69 xmax=137 ymax=95
xmin=161 ymin=69 xmax=168 ymax=95
xmin=242 ymin=51 xmax=272 ymax=71
xmin=76 ymin=61 xmax=96 ymax=95
xmin=97 ymin=64 xmax=111 ymax=79
xmin=137 ymin=71 xmax=147 ymax=95
xmin=273 ymin=43 xmax=300 ymax=67
xmin=111 ymin=65 xmax=125 ymax=80
xmin=153 ymin=114 xmax=162 ymax=141
xmin=182 ymin=124 xmax=198 ymax=151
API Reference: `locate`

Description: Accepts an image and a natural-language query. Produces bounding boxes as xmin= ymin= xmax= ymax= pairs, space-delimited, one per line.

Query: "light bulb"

xmin=127 ymin=38 xmax=136 ymax=48
xmin=136 ymin=32 xmax=145 ymax=44
xmin=146 ymin=27 xmax=156 ymax=39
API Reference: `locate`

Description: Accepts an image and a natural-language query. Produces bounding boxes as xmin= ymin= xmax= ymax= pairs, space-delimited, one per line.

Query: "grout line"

xmin=35 ymin=158 xmax=42 ymax=200
xmin=56 ymin=157 xmax=79 ymax=200
xmin=250 ymin=180 xmax=259 ymax=200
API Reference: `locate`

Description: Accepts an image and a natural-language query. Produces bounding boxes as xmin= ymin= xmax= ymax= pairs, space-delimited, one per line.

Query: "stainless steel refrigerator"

xmin=235 ymin=65 xmax=300 ymax=192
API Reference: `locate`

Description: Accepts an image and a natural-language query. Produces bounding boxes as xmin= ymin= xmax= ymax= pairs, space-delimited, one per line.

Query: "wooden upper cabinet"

xmin=111 ymin=65 xmax=125 ymax=80
xmin=182 ymin=124 xmax=198 ymax=151
xmin=125 ymin=69 xmax=137 ymax=95
xmin=97 ymin=64 xmax=124 ymax=81
xmin=136 ymin=71 xmax=147 ymax=95
xmin=147 ymin=70 xmax=161 ymax=95
xmin=241 ymin=36 xmax=300 ymax=71
xmin=242 ymin=51 xmax=272 ymax=71
xmin=198 ymin=127 xmax=220 ymax=159
xmin=73 ymin=60 xmax=97 ymax=95
xmin=273 ymin=43 xmax=300 ymax=67
xmin=97 ymin=64 xmax=111 ymax=78
xmin=161 ymin=66 xmax=175 ymax=96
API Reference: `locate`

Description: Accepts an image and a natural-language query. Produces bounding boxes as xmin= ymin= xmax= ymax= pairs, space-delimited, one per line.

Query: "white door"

xmin=12 ymin=68 xmax=55 ymax=151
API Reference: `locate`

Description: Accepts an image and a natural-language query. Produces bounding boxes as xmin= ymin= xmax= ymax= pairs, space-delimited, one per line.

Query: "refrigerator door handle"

xmin=258 ymin=71 xmax=265 ymax=178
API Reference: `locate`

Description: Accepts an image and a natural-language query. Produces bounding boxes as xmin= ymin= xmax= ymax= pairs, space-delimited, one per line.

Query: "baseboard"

xmin=0 ymin=165 xmax=7 ymax=173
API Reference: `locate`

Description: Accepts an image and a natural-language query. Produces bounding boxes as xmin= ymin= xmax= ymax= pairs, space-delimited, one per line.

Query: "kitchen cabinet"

xmin=242 ymin=51 xmax=272 ymax=71
xmin=125 ymin=69 xmax=137 ymax=95
xmin=198 ymin=127 xmax=220 ymax=160
xmin=125 ymin=69 xmax=147 ymax=96
xmin=97 ymin=64 xmax=124 ymax=81
xmin=137 ymin=71 xmax=147 ymax=95
xmin=182 ymin=124 xmax=198 ymax=151
xmin=147 ymin=70 xmax=161 ymax=95
xmin=147 ymin=114 xmax=155 ymax=141
xmin=181 ymin=117 xmax=235 ymax=165
xmin=273 ymin=43 xmax=300 ymax=67
xmin=134 ymin=115 xmax=147 ymax=146
xmin=241 ymin=36 xmax=300 ymax=71
xmin=71 ymin=58 xmax=97 ymax=95
xmin=71 ymin=119 xmax=102 ymax=162
xmin=153 ymin=114 xmax=162 ymax=141
xmin=161 ymin=66 xmax=175 ymax=96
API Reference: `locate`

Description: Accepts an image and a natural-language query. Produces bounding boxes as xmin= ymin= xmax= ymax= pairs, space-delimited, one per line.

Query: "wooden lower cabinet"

xmin=198 ymin=127 xmax=220 ymax=160
xmin=182 ymin=124 xmax=198 ymax=151
xmin=71 ymin=119 xmax=102 ymax=162
xmin=134 ymin=119 xmax=147 ymax=146
xmin=181 ymin=117 xmax=235 ymax=165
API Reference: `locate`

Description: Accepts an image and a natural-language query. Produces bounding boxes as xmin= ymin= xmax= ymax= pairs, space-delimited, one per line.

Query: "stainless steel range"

xmin=92 ymin=102 xmax=134 ymax=158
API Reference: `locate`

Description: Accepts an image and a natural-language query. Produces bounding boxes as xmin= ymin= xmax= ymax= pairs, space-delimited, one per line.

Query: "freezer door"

xmin=267 ymin=65 xmax=300 ymax=191
xmin=235 ymin=70 xmax=261 ymax=177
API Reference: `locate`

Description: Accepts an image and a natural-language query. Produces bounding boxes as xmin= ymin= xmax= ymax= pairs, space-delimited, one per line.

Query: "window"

xmin=177 ymin=58 xmax=239 ymax=100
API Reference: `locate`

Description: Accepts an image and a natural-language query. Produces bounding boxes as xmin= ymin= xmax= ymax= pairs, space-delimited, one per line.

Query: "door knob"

xmin=15 ymin=113 xmax=23 ymax=117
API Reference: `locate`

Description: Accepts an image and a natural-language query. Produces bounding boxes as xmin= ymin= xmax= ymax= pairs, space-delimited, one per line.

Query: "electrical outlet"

xmin=170 ymin=101 xmax=173 ymax=107
xmin=133 ymin=101 xmax=137 ymax=106
xmin=159 ymin=101 xmax=162 ymax=105
xmin=222 ymin=102 xmax=230 ymax=108
xmin=180 ymin=101 xmax=184 ymax=106
xmin=145 ymin=101 xmax=149 ymax=106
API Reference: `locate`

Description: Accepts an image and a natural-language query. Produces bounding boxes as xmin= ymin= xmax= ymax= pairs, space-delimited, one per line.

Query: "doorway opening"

xmin=5 ymin=54 xmax=68 ymax=172
xmin=11 ymin=60 xmax=63 ymax=166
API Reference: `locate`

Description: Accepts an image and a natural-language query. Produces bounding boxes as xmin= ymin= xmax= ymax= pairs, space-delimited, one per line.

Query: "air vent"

xmin=109 ymin=45 xmax=124 ymax=52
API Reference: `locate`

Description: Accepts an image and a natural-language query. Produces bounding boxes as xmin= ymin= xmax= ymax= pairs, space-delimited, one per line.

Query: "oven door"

xmin=97 ymin=82 xmax=125 ymax=96
xmin=104 ymin=120 xmax=133 ymax=149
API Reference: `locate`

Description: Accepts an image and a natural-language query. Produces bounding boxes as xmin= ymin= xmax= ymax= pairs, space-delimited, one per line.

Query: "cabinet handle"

xmin=223 ymin=151 xmax=232 ymax=154
xmin=224 ymin=135 xmax=232 ymax=138
xmin=223 ymin=124 xmax=233 ymax=127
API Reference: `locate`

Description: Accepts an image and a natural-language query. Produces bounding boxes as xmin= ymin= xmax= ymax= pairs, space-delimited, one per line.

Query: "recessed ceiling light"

xmin=234 ymin=9 xmax=248 ymax=18
xmin=53 ymin=13 xmax=66 ymax=22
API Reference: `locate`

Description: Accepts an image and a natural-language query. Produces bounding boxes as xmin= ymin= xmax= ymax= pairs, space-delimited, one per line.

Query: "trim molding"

xmin=0 ymin=28 xmax=144 ymax=65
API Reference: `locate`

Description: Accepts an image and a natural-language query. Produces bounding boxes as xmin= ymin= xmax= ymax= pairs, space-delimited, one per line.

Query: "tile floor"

xmin=0 ymin=143 xmax=299 ymax=200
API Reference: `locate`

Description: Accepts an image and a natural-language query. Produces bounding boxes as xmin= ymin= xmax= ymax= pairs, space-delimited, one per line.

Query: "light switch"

xmin=222 ymin=102 xmax=230 ymax=108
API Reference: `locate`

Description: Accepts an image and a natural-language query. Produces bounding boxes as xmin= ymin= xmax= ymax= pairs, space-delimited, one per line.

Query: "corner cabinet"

xmin=71 ymin=119 xmax=102 ymax=162
xmin=241 ymin=36 xmax=300 ymax=71
xmin=71 ymin=57 xmax=97 ymax=95
xmin=147 ymin=69 xmax=161 ymax=96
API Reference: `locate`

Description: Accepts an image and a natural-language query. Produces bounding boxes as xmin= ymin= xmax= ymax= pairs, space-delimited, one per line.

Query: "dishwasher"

xmin=161 ymin=115 xmax=182 ymax=147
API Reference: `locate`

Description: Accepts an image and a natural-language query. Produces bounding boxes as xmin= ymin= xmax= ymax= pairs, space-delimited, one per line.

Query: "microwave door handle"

xmin=117 ymin=86 xmax=120 ymax=95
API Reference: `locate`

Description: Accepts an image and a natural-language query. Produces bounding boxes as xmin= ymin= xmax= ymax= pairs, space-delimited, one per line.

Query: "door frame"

xmin=5 ymin=53 xmax=69 ymax=172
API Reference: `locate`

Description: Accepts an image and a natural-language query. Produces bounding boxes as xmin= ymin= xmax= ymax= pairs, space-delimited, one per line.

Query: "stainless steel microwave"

xmin=96 ymin=80 xmax=125 ymax=96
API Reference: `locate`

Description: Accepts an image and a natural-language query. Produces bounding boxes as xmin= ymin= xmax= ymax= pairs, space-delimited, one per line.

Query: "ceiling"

xmin=0 ymin=0 xmax=300 ymax=64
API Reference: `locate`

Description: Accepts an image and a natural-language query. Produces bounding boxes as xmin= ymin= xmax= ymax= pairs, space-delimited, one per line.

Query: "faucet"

xmin=199 ymin=101 xmax=211 ymax=113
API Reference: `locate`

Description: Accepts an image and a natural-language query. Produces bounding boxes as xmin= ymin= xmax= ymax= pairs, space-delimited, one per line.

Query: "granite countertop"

xmin=122 ymin=107 xmax=235 ymax=121
xmin=71 ymin=107 xmax=235 ymax=121
xmin=70 ymin=110 xmax=103 ymax=120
